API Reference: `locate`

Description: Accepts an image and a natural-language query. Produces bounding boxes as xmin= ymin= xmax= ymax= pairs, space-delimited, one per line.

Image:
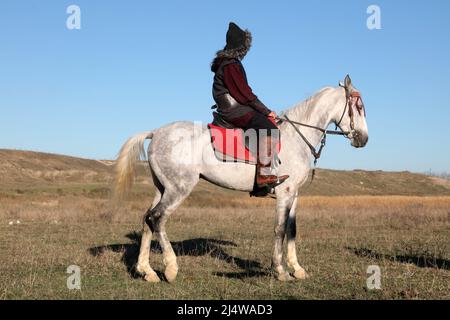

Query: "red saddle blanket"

xmin=207 ymin=123 xmax=280 ymax=164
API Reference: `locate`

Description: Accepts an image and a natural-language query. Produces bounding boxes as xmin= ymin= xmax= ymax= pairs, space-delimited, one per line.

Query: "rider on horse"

xmin=211 ymin=22 xmax=289 ymax=188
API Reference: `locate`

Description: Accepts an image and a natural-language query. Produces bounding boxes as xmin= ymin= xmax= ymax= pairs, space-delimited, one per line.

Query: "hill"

xmin=0 ymin=149 xmax=113 ymax=188
xmin=0 ymin=149 xmax=449 ymax=196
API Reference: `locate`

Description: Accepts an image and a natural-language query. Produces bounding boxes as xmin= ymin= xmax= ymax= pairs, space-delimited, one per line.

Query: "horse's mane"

xmin=281 ymin=87 xmax=335 ymax=123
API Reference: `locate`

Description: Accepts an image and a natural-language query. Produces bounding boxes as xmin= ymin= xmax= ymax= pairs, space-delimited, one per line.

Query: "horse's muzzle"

xmin=351 ymin=131 xmax=368 ymax=148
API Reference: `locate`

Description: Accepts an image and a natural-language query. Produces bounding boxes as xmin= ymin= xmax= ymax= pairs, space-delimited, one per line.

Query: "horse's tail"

xmin=114 ymin=131 xmax=154 ymax=200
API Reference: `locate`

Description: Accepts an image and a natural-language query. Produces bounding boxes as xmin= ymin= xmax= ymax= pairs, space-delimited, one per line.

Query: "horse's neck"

xmin=281 ymin=87 xmax=342 ymax=147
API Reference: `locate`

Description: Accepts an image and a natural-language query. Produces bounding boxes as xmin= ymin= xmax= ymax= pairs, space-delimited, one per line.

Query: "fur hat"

xmin=211 ymin=22 xmax=252 ymax=72
xmin=225 ymin=22 xmax=248 ymax=50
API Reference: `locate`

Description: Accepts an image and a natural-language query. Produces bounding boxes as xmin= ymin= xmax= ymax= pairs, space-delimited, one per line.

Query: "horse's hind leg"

xmin=149 ymin=181 xmax=197 ymax=282
xmin=145 ymin=157 xmax=199 ymax=282
xmin=136 ymin=188 xmax=162 ymax=283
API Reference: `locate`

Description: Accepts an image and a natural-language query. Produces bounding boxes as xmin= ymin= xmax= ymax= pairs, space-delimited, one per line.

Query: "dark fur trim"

xmin=211 ymin=30 xmax=252 ymax=72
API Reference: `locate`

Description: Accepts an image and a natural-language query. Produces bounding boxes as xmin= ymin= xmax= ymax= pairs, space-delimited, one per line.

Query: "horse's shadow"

xmin=89 ymin=232 xmax=270 ymax=280
xmin=348 ymin=247 xmax=449 ymax=270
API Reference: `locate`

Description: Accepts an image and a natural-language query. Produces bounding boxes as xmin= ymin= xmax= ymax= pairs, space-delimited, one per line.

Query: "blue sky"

xmin=1 ymin=0 xmax=449 ymax=173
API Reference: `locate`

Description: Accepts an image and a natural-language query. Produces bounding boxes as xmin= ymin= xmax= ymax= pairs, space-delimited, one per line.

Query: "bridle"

xmin=277 ymin=84 xmax=366 ymax=182
xmin=335 ymin=87 xmax=366 ymax=132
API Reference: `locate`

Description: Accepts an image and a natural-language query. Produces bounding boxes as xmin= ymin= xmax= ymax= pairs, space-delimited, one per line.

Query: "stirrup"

xmin=250 ymin=185 xmax=276 ymax=198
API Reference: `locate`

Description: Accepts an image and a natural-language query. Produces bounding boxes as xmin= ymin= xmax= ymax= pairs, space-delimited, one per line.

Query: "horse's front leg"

xmin=272 ymin=192 xmax=295 ymax=281
xmin=286 ymin=195 xmax=308 ymax=279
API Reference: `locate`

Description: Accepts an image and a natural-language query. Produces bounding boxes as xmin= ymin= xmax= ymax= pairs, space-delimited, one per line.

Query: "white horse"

xmin=114 ymin=75 xmax=368 ymax=282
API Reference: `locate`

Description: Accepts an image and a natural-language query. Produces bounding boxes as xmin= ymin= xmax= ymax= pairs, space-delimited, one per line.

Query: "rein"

xmin=280 ymin=116 xmax=350 ymax=136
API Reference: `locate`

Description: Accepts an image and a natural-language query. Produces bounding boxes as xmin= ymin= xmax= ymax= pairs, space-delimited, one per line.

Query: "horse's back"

xmin=148 ymin=120 xmax=210 ymax=163
xmin=152 ymin=121 xmax=209 ymax=137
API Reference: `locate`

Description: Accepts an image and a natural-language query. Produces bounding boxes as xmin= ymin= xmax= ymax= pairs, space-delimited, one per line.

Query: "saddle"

xmin=208 ymin=110 xmax=282 ymax=197
xmin=211 ymin=111 xmax=235 ymax=129
xmin=208 ymin=109 xmax=281 ymax=164
xmin=208 ymin=119 xmax=258 ymax=164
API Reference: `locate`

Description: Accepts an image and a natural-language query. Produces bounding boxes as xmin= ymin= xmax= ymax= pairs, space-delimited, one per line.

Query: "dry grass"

xmin=0 ymin=186 xmax=448 ymax=300
xmin=1 ymin=150 xmax=449 ymax=300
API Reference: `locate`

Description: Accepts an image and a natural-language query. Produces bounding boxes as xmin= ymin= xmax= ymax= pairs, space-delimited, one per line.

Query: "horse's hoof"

xmin=136 ymin=263 xmax=147 ymax=275
xmin=164 ymin=266 xmax=178 ymax=283
xmin=278 ymin=272 xmax=294 ymax=282
xmin=144 ymin=272 xmax=161 ymax=283
xmin=293 ymin=268 xmax=309 ymax=280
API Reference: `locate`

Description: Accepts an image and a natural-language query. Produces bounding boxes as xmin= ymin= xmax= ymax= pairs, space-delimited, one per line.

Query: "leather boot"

xmin=256 ymin=135 xmax=289 ymax=187
xmin=256 ymin=162 xmax=287 ymax=187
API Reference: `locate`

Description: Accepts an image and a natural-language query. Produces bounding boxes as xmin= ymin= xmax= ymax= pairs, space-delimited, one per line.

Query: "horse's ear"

xmin=344 ymin=74 xmax=352 ymax=87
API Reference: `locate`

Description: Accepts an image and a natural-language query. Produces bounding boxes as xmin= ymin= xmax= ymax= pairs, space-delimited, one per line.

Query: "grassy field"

xmin=0 ymin=185 xmax=449 ymax=300
xmin=0 ymin=150 xmax=449 ymax=300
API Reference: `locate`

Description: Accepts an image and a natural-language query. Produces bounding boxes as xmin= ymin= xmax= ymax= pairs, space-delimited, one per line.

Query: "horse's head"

xmin=335 ymin=75 xmax=369 ymax=148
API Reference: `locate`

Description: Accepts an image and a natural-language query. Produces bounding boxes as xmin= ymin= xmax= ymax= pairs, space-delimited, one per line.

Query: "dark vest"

xmin=212 ymin=58 xmax=242 ymax=103
xmin=211 ymin=58 xmax=256 ymax=121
